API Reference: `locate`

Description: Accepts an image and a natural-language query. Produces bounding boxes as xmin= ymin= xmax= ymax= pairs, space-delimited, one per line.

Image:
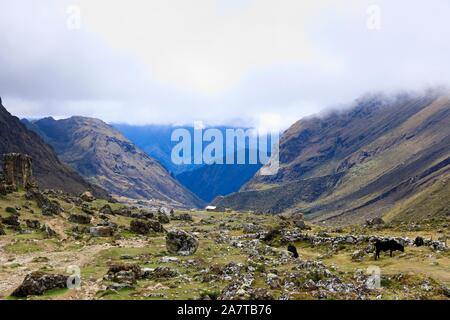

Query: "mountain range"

xmin=23 ymin=116 xmax=204 ymax=208
xmin=0 ymin=98 xmax=108 ymax=197
xmin=213 ymin=90 xmax=450 ymax=225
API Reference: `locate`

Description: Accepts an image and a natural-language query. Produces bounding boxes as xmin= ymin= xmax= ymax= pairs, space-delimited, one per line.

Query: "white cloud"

xmin=1 ymin=0 xmax=449 ymax=130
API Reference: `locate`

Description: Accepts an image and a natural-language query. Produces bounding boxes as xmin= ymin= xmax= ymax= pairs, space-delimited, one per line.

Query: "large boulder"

xmin=166 ymin=229 xmax=199 ymax=256
xmin=11 ymin=272 xmax=68 ymax=297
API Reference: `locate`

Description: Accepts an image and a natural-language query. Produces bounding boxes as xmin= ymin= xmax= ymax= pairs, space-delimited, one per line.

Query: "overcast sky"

xmin=1 ymin=0 xmax=449 ymax=131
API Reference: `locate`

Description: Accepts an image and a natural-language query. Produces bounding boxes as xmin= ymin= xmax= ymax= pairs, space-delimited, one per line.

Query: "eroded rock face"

xmin=11 ymin=272 xmax=68 ymax=297
xmin=166 ymin=229 xmax=199 ymax=256
xmin=2 ymin=153 xmax=33 ymax=190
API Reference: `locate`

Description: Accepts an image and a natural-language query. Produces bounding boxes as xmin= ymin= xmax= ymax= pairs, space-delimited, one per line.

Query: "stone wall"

xmin=2 ymin=153 xmax=33 ymax=190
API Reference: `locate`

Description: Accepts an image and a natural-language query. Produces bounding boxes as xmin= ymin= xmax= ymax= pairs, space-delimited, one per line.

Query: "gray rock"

xmin=11 ymin=272 xmax=68 ymax=297
xmin=166 ymin=229 xmax=199 ymax=256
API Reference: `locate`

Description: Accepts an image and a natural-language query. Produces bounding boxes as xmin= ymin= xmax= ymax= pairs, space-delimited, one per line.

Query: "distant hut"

xmin=205 ymin=206 xmax=217 ymax=212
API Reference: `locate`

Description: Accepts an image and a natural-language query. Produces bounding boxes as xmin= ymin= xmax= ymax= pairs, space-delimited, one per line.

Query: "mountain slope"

xmin=26 ymin=116 xmax=204 ymax=208
xmin=0 ymin=99 xmax=108 ymax=197
xmin=176 ymin=157 xmax=262 ymax=202
xmin=213 ymin=90 xmax=450 ymax=225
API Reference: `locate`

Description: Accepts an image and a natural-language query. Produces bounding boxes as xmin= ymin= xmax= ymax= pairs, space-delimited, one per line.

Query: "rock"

xmin=1 ymin=214 xmax=20 ymax=226
xmin=41 ymin=224 xmax=57 ymax=238
xmin=69 ymin=213 xmax=92 ymax=225
xmin=105 ymin=264 xmax=142 ymax=284
xmin=166 ymin=229 xmax=199 ymax=256
xmin=266 ymin=273 xmax=281 ymax=289
xmin=80 ymin=191 xmax=95 ymax=202
xmin=5 ymin=207 xmax=18 ymax=214
xmin=157 ymin=211 xmax=170 ymax=224
xmin=143 ymin=267 xmax=178 ymax=279
xmin=294 ymin=219 xmax=309 ymax=230
xmin=242 ymin=223 xmax=263 ymax=233
xmin=99 ymin=204 xmax=113 ymax=215
xmin=441 ymin=285 xmax=450 ymax=298
xmin=159 ymin=207 xmax=171 ymax=216
xmin=25 ymin=188 xmax=63 ymax=216
xmin=2 ymin=153 xmax=33 ymax=190
xmin=130 ymin=219 xmax=164 ymax=234
xmin=160 ymin=256 xmax=179 ymax=263
xmin=366 ymin=217 xmax=385 ymax=226
xmin=351 ymin=250 xmax=365 ymax=262
xmin=25 ymin=219 xmax=41 ymax=229
xmin=172 ymin=213 xmax=193 ymax=221
xmin=11 ymin=272 xmax=68 ymax=297
xmin=263 ymin=227 xmax=282 ymax=242
xmin=89 ymin=226 xmax=115 ymax=237
xmin=287 ymin=244 xmax=299 ymax=258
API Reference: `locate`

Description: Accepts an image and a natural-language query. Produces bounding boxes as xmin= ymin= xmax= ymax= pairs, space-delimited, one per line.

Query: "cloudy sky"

xmin=1 ymin=0 xmax=449 ymax=131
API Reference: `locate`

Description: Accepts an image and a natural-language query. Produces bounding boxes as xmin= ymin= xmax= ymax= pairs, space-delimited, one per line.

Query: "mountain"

xmin=176 ymin=153 xmax=262 ymax=202
xmin=0 ymin=98 xmax=108 ymax=197
xmin=113 ymin=124 xmax=258 ymax=175
xmin=112 ymin=124 xmax=187 ymax=174
xmin=213 ymin=90 xmax=450 ymax=225
xmin=25 ymin=116 xmax=204 ymax=208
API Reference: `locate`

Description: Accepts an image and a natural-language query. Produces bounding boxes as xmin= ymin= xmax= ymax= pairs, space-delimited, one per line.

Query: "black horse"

xmin=374 ymin=239 xmax=404 ymax=260
xmin=287 ymin=245 xmax=299 ymax=258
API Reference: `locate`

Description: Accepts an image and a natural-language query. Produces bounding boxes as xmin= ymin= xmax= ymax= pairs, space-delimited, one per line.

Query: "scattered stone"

xmin=41 ymin=224 xmax=57 ymax=238
xmin=25 ymin=219 xmax=41 ymax=230
xmin=11 ymin=272 xmax=68 ymax=297
xmin=366 ymin=217 xmax=385 ymax=226
xmin=25 ymin=188 xmax=63 ymax=216
xmin=351 ymin=250 xmax=366 ymax=262
xmin=166 ymin=229 xmax=199 ymax=256
xmin=172 ymin=213 xmax=193 ymax=221
xmin=157 ymin=211 xmax=170 ymax=224
xmin=69 ymin=213 xmax=92 ymax=225
xmin=2 ymin=214 xmax=20 ymax=226
xmin=160 ymin=256 xmax=179 ymax=263
xmin=105 ymin=264 xmax=142 ymax=285
xmin=99 ymin=204 xmax=113 ymax=215
xmin=89 ymin=226 xmax=115 ymax=237
xmin=130 ymin=219 xmax=164 ymax=235
xmin=143 ymin=267 xmax=178 ymax=279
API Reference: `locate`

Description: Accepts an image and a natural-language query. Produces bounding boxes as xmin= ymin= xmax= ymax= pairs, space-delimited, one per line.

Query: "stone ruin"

xmin=0 ymin=153 xmax=34 ymax=194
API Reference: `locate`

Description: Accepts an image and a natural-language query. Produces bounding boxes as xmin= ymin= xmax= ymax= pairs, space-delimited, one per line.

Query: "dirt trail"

xmin=0 ymin=238 xmax=147 ymax=299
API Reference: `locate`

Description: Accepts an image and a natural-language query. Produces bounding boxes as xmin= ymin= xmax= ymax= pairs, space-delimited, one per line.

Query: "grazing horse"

xmin=287 ymin=245 xmax=299 ymax=258
xmin=414 ymin=236 xmax=425 ymax=247
xmin=374 ymin=239 xmax=404 ymax=260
